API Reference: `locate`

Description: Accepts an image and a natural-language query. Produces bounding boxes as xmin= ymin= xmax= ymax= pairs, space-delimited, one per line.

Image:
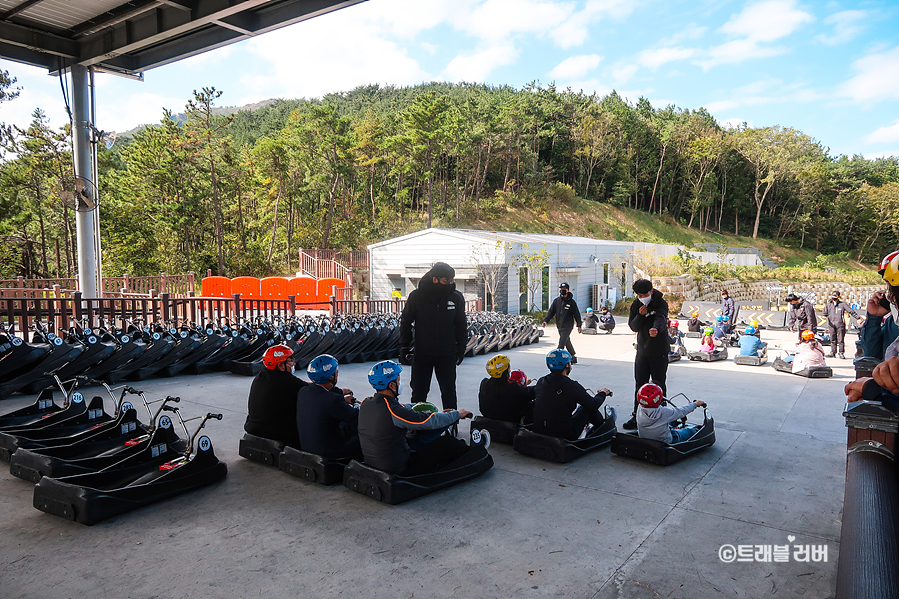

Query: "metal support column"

xmin=71 ymin=64 xmax=98 ymax=298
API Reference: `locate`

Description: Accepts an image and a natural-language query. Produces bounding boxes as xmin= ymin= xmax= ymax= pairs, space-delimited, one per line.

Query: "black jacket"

xmin=533 ymin=372 xmax=608 ymax=440
xmin=358 ymin=392 xmax=460 ymax=474
xmin=296 ymin=384 xmax=359 ymax=457
xmin=545 ymin=294 xmax=583 ymax=330
xmin=399 ymin=275 xmax=467 ymax=358
xmin=583 ymin=313 xmax=599 ymax=328
xmin=478 ymin=377 xmax=535 ymax=423
xmin=787 ymin=299 xmax=817 ymax=330
xmin=244 ymin=368 xmax=310 ymax=447
xmin=628 ymin=289 xmax=669 ymax=356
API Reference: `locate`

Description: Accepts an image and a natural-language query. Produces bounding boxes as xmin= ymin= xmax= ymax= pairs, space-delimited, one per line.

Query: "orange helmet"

xmin=262 ymin=344 xmax=294 ymax=369
xmin=691 ymin=312 xmax=699 ymax=318
xmin=800 ymin=330 xmax=815 ymax=341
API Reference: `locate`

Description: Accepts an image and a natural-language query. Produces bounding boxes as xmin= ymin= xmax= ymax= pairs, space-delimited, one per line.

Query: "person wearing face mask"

xmin=821 ymin=290 xmax=862 ymax=359
xmin=358 ymin=360 xmax=472 ymax=475
xmin=623 ymin=279 xmax=669 ymax=430
xmin=296 ymin=354 xmax=363 ymax=459
xmin=399 ymin=262 xmax=468 ymax=410
xmin=542 ymin=282 xmax=583 ymax=364
xmin=786 ymin=293 xmax=818 ymax=341
xmin=533 ymin=349 xmax=611 ymax=440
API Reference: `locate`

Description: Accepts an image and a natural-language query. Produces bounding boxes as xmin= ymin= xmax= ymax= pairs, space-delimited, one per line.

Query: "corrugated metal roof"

xmin=367 ymin=228 xmax=634 ymax=249
xmin=0 ymin=0 xmax=367 ymax=75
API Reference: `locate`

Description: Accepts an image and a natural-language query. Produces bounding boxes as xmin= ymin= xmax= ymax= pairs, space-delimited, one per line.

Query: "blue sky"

xmin=3 ymin=0 xmax=898 ymax=158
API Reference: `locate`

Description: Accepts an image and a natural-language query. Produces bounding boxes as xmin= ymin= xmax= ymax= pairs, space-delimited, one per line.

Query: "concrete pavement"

xmin=0 ymin=319 xmax=848 ymax=598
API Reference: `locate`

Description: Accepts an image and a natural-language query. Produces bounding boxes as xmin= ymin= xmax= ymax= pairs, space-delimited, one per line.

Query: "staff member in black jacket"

xmin=623 ymin=279 xmax=669 ymax=430
xmin=542 ymin=282 xmax=583 ymax=363
xmin=400 ymin=262 xmax=468 ymax=410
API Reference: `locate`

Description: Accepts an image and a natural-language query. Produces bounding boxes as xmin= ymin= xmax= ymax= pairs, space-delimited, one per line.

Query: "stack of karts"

xmin=0 ymin=375 xmax=227 ymax=525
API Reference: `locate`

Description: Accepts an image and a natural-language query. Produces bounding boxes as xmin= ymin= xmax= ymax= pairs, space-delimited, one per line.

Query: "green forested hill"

xmin=1 ymin=76 xmax=897 ymax=280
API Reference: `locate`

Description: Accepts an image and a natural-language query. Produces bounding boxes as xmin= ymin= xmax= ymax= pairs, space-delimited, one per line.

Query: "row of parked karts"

xmin=239 ymin=396 xmax=715 ymax=505
xmin=0 ymin=312 xmax=542 ymax=400
xmin=0 ymin=375 xmax=227 ymax=525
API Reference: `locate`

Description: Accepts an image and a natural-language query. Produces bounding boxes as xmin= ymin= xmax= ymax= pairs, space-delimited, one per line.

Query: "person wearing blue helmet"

xmin=297 ymin=355 xmax=362 ymax=459
xmin=738 ymin=326 xmax=767 ymax=358
xmin=713 ymin=314 xmax=728 ymax=340
xmin=358 ymin=360 xmax=472 ymax=475
xmin=583 ymin=307 xmax=599 ymax=331
xmin=533 ymin=349 xmax=612 ymax=440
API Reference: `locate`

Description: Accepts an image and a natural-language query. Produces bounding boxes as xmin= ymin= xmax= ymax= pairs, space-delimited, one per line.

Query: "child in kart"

xmin=583 ymin=308 xmax=599 ymax=331
xmin=782 ymin=330 xmax=827 ymax=373
xmin=738 ymin=325 xmax=767 ymax=357
xmin=533 ymin=349 xmax=612 ymax=441
xmin=713 ymin=315 xmax=728 ymax=339
xmin=687 ymin=312 xmax=703 ymax=333
xmin=700 ymin=327 xmax=724 ymax=354
xmin=478 ymin=354 xmax=535 ymax=424
xmin=636 ymin=383 xmax=707 ymax=444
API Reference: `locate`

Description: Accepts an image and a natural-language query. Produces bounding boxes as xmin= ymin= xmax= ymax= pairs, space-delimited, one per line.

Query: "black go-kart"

xmin=611 ymin=396 xmax=715 ymax=465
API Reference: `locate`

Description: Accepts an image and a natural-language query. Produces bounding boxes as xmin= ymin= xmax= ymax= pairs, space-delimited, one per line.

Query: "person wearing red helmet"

xmin=244 ymin=344 xmax=350 ymax=448
xmin=478 ymin=355 xmax=535 ymax=424
xmin=635 ymin=383 xmax=706 ymax=444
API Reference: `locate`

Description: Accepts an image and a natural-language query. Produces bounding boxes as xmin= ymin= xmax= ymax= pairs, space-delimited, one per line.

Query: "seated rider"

xmin=478 ymin=354 xmax=535 ymax=424
xmin=533 ymin=349 xmax=611 ymax=441
xmin=598 ymin=306 xmax=616 ymax=333
xmin=296 ymin=354 xmax=362 ymax=459
xmin=700 ymin=328 xmax=718 ymax=353
xmin=738 ymin=326 xmax=767 ymax=357
xmin=583 ymin=308 xmax=599 ymax=330
xmin=635 ymin=383 xmax=707 ymax=444
xmin=713 ymin=315 xmax=728 ymax=340
xmin=783 ymin=330 xmax=827 ymax=373
xmin=687 ymin=312 xmax=703 ymax=333
xmin=358 ymin=360 xmax=471 ymax=475
xmin=244 ymin=344 xmax=349 ymax=448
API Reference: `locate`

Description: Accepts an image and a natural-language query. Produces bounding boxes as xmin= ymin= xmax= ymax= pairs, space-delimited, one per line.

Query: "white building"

xmin=367 ymin=228 xmax=637 ymax=314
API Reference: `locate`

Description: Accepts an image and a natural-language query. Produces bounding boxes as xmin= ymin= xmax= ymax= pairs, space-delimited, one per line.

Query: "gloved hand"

xmin=456 ymin=355 xmax=464 ymax=366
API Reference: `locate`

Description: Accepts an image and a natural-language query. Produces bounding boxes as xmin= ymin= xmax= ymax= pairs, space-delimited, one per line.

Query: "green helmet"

xmin=411 ymin=402 xmax=439 ymax=414
xmin=703 ymin=327 xmax=714 ymax=336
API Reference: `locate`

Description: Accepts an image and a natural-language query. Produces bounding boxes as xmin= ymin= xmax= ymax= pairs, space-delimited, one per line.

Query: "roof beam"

xmin=69 ymin=0 xmax=163 ymax=38
xmin=0 ymin=39 xmax=56 ymax=69
xmin=0 ymin=0 xmax=46 ymax=20
xmin=0 ymin=20 xmax=78 ymax=59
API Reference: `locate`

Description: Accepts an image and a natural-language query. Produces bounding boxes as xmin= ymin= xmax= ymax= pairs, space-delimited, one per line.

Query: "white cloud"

xmin=698 ymin=0 xmax=813 ymax=69
xmin=639 ymin=47 xmax=696 ymax=69
xmin=548 ymin=54 xmax=603 ymax=79
xmin=444 ymin=43 xmax=519 ymax=81
xmin=837 ymin=46 xmax=899 ymax=104
xmin=457 ymin=0 xmax=573 ymax=41
xmin=550 ymin=0 xmax=636 ymax=49
xmin=814 ymin=9 xmax=867 ymax=46
xmin=611 ymin=63 xmax=638 ymax=84
xmin=96 ymin=91 xmax=184 ymax=132
xmin=865 ymin=120 xmax=899 ymax=145
xmin=702 ymin=79 xmax=824 ymax=114
xmin=658 ymin=24 xmax=707 ymax=46
xmin=244 ymin=7 xmax=431 ymax=100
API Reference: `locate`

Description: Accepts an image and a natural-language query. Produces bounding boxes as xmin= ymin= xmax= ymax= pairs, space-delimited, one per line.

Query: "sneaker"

xmin=827 ymin=352 xmax=836 ymax=358
xmin=571 ymin=356 xmax=578 ymax=364
xmin=838 ymin=353 xmax=845 ymax=359
xmin=622 ymin=415 xmax=637 ymax=430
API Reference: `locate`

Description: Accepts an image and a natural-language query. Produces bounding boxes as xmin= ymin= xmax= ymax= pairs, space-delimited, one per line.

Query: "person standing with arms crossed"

xmin=542 ymin=282 xmax=583 ymax=364
xmin=623 ymin=279 xmax=669 ymax=430
xmin=399 ymin=262 xmax=468 ymax=410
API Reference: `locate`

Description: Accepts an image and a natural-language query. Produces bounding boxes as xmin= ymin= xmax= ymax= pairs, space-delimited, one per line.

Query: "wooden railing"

xmin=0 ymin=273 xmax=196 ymax=298
xmin=298 ymin=252 xmax=353 ymax=286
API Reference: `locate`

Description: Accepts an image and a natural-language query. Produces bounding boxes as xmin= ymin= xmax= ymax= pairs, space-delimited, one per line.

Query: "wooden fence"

xmin=0 ymin=273 xmax=197 ymax=298
xmin=300 ymin=249 xmax=369 ymax=269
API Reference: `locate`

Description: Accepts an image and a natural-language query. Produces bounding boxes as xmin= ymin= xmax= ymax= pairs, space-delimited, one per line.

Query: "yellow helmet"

xmin=751 ymin=320 xmax=759 ymax=327
xmin=486 ymin=354 xmax=510 ymax=378
xmin=879 ymin=250 xmax=899 ymax=286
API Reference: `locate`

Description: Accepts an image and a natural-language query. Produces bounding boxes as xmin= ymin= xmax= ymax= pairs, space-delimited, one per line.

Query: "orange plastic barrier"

xmin=317 ymin=277 xmax=345 ymax=309
xmin=231 ymin=277 xmax=261 ymax=309
xmin=200 ymin=276 xmax=232 ymax=298
xmin=288 ymin=276 xmax=318 ymax=310
xmin=260 ymin=277 xmax=289 ymax=301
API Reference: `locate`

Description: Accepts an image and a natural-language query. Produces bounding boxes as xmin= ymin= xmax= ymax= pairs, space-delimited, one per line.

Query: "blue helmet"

xmin=723 ymin=315 xmax=729 ymax=321
xmin=546 ymin=349 xmax=572 ymax=370
xmin=307 ymin=354 xmax=338 ymax=383
xmin=368 ymin=360 xmax=402 ymax=389
xmin=716 ymin=314 xmax=724 ymax=322
xmin=586 ymin=307 xmax=593 ymax=313
xmin=745 ymin=325 xmax=757 ymax=335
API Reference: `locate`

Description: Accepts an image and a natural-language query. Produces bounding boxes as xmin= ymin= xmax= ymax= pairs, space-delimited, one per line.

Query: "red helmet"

xmin=668 ymin=320 xmax=679 ymax=328
xmin=637 ymin=383 xmax=663 ymax=409
xmin=509 ymin=369 xmax=527 ymax=385
xmin=262 ymin=344 xmax=294 ymax=369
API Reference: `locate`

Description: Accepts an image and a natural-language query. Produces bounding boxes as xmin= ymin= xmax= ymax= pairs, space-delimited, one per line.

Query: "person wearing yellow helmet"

xmin=478 ymin=354 xmax=535 ymax=424
xmin=859 ymin=250 xmax=899 ymax=361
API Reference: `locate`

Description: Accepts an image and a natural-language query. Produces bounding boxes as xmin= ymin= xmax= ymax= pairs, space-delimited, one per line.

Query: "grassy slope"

xmin=446 ymin=195 xmax=874 ymax=273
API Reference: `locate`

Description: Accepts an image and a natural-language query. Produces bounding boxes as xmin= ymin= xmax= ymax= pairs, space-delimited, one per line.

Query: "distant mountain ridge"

xmin=119 ymin=98 xmax=278 ymax=136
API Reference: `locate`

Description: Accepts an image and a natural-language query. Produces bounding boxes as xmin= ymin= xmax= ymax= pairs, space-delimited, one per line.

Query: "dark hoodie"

xmin=533 ymin=372 xmax=608 ymax=439
xmin=399 ymin=265 xmax=468 ymax=358
xmin=628 ymin=289 xmax=669 ymax=356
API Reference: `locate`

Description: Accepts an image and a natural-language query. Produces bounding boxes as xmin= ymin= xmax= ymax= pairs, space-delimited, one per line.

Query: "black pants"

xmin=633 ymin=352 xmax=668 ymax=414
xmin=565 ymin=393 xmax=607 ymax=441
xmin=411 ymin=354 xmax=458 ymax=410
xmin=828 ymin=325 xmax=846 ymax=353
xmin=557 ymin=326 xmax=576 ymax=356
xmin=403 ymin=433 xmax=469 ymax=476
